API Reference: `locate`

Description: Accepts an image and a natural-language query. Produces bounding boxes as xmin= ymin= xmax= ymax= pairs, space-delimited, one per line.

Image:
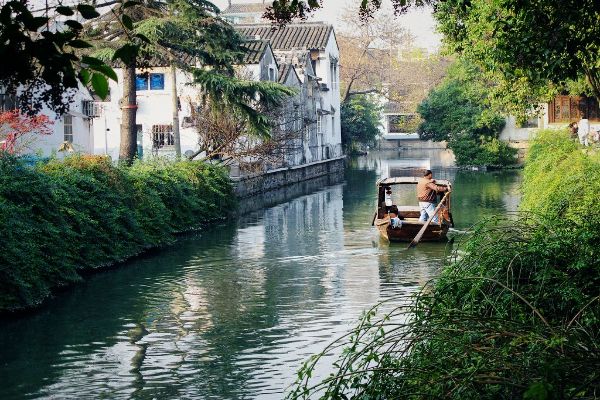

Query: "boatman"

xmin=417 ymin=170 xmax=450 ymax=224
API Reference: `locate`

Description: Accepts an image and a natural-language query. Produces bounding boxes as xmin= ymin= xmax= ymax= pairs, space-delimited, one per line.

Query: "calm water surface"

xmin=0 ymin=150 xmax=521 ymax=399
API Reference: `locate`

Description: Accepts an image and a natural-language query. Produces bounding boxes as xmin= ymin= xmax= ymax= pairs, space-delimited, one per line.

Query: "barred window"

xmin=63 ymin=115 xmax=73 ymax=143
xmin=152 ymin=124 xmax=174 ymax=148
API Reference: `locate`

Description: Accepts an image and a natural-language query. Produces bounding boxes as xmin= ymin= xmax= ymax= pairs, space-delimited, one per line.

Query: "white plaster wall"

xmin=315 ymin=31 xmax=342 ymax=158
xmin=500 ymin=116 xmax=538 ymax=142
xmin=21 ymin=85 xmax=93 ymax=158
xmin=92 ymin=67 xmax=202 ymax=160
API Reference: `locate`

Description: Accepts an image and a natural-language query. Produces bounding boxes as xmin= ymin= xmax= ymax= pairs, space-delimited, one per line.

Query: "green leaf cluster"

xmin=434 ymin=0 xmax=600 ymax=110
xmin=340 ymin=95 xmax=382 ymax=154
xmin=417 ymin=61 xmax=515 ymax=166
xmin=0 ymin=1 xmax=117 ymax=114
xmin=0 ymin=154 xmax=235 ymax=313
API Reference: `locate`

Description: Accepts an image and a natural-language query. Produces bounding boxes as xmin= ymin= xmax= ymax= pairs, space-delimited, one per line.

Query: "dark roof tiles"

xmin=240 ymin=40 xmax=270 ymax=64
xmin=235 ymin=23 xmax=334 ymax=50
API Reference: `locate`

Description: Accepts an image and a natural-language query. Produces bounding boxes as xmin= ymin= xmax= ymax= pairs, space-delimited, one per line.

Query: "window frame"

xmin=136 ymin=73 xmax=166 ymax=91
xmin=151 ymin=124 xmax=174 ymax=149
xmin=63 ymin=114 xmax=73 ymax=143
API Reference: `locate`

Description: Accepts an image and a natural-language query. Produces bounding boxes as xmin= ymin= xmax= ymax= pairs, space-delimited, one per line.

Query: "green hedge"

xmin=291 ymin=131 xmax=600 ymax=399
xmin=0 ymin=155 xmax=235 ymax=312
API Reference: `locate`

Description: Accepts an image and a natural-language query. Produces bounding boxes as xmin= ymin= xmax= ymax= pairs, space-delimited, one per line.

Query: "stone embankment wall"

xmin=233 ymin=157 xmax=345 ymax=198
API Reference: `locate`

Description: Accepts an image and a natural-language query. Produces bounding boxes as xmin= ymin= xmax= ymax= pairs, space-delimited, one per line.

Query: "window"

xmin=317 ymin=115 xmax=323 ymax=134
xmin=295 ymin=108 xmax=302 ymax=131
xmin=150 ymin=73 xmax=165 ymax=90
xmin=548 ymin=95 xmax=600 ymax=123
xmin=136 ymin=73 xmax=165 ymax=91
xmin=269 ymin=67 xmax=275 ymax=82
xmin=0 ymin=94 xmax=16 ymax=112
xmin=63 ymin=115 xmax=73 ymax=143
xmin=136 ymin=75 xmax=148 ymax=91
xmin=330 ymin=61 xmax=338 ymax=88
xmin=520 ymin=115 xmax=539 ymax=128
xmin=136 ymin=125 xmax=144 ymax=158
xmin=152 ymin=124 xmax=174 ymax=148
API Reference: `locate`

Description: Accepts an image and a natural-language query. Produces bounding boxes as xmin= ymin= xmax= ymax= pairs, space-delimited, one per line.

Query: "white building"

xmin=1 ymin=88 xmax=95 ymax=157
xmin=90 ymin=40 xmax=280 ymax=161
xmin=235 ymin=22 xmax=342 ymax=160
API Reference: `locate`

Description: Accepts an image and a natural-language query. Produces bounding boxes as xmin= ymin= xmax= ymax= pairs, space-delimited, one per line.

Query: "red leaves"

xmin=0 ymin=110 xmax=53 ymax=154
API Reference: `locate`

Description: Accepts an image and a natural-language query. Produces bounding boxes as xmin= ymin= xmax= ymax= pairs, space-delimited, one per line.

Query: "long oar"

xmin=407 ymin=192 xmax=451 ymax=249
xmin=371 ymin=211 xmax=377 ymax=226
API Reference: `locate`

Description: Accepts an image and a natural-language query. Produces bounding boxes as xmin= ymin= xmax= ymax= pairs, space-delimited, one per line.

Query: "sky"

xmin=212 ymin=0 xmax=442 ymax=52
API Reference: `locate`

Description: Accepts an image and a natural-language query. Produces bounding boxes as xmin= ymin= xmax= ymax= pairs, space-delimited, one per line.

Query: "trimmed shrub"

xmin=0 ymin=155 xmax=234 ymax=312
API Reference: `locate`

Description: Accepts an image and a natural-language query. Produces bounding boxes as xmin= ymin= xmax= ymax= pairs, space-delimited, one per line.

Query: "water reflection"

xmin=0 ymin=151 xmax=521 ymax=400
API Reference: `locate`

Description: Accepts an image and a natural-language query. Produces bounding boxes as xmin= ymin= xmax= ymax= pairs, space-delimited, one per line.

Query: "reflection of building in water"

xmin=353 ymin=149 xmax=456 ymax=177
xmin=236 ymin=224 xmax=266 ymax=260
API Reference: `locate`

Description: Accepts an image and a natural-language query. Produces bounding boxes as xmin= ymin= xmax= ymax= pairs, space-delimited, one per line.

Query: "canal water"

xmin=0 ymin=150 xmax=521 ymax=400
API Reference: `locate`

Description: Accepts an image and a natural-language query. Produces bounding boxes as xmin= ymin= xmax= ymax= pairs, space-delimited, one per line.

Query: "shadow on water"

xmin=0 ymin=151 xmax=522 ymax=400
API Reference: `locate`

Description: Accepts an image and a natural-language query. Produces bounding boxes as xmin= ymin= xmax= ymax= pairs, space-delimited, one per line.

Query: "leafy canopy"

xmin=417 ymin=61 xmax=515 ymax=166
xmin=341 ymin=94 xmax=382 ymax=152
xmin=434 ymin=0 xmax=600 ymax=108
xmin=0 ymin=1 xmax=116 ymax=114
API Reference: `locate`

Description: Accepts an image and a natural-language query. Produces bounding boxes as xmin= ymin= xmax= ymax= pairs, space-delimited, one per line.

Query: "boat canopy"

xmin=377 ymin=177 xmax=451 ymax=186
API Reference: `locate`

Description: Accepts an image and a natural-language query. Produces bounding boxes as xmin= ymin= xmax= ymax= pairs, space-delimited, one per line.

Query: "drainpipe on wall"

xmin=171 ymin=63 xmax=181 ymax=158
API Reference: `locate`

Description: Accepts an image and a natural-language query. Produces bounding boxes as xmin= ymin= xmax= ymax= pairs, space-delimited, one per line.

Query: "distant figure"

xmin=417 ymin=170 xmax=450 ymax=224
xmin=578 ymin=115 xmax=590 ymax=146
xmin=568 ymin=121 xmax=579 ymax=140
xmin=388 ymin=205 xmax=402 ymax=229
xmin=384 ymin=186 xmax=393 ymax=212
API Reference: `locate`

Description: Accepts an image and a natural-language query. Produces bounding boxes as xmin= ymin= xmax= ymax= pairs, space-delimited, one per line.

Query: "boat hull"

xmin=376 ymin=219 xmax=449 ymax=242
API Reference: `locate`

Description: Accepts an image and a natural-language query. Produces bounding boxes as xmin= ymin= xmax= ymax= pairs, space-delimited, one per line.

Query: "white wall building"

xmin=90 ymin=40 xmax=279 ymax=161
xmin=1 ymin=88 xmax=95 ymax=157
xmin=235 ymin=22 xmax=342 ymax=160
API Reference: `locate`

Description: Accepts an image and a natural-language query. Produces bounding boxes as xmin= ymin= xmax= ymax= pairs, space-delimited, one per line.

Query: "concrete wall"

xmin=233 ymin=156 xmax=345 ymax=197
xmin=238 ymin=170 xmax=344 ymax=213
xmin=378 ymin=138 xmax=447 ymax=150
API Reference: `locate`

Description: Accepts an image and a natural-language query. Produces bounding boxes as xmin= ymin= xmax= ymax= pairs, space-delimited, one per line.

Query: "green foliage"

xmin=0 ymin=154 xmax=234 ymax=312
xmin=434 ymin=0 xmax=600 ymax=109
xmin=194 ymin=70 xmax=297 ymax=138
xmin=0 ymin=1 xmax=117 ymax=115
xmin=290 ymin=133 xmax=600 ymax=399
xmin=341 ymin=95 xmax=382 ymax=153
xmin=417 ymin=61 xmax=514 ymax=166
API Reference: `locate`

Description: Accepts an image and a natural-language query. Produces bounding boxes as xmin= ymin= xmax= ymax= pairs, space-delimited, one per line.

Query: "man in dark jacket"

xmin=417 ymin=170 xmax=450 ymax=224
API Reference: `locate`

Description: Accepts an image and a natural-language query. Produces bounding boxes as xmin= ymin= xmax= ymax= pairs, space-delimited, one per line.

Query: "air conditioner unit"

xmin=82 ymin=100 xmax=101 ymax=118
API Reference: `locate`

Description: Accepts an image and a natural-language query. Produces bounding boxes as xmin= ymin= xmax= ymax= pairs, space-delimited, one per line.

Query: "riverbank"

xmin=291 ymin=129 xmax=600 ymax=399
xmin=0 ymin=155 xmax=235 ymax=313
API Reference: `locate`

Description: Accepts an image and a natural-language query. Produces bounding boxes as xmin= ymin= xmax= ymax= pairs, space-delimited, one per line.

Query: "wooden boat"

xmin=374 ymin=177 xmax=453 ymax=242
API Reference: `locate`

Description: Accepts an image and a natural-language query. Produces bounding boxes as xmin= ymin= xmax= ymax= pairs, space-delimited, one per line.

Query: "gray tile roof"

xmin=236 ymin=23 xmax=334 ymax=50
xmin=240 ymin=40 xmax=270 ymax=64
xmin=223 ymin=2 xmax=272 ymax=14
xmin=278 ymin=63 xmax=292 ymax=84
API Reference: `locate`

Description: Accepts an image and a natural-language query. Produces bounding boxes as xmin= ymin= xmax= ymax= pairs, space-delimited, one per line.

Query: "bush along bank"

xmin=290 ymin=129 xmax=600 ymax=399
xmin=0 ymin=155 xmax=235 ymax=313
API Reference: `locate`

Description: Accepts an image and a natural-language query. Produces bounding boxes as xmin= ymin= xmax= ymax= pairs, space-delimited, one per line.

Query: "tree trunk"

xmin=119 ymin=59 xmax=138 ymax=165
xmin=586 ymin=70 xmax=600 ymax=106
xmin=171 ymin=63 xmax=181 ymax=158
